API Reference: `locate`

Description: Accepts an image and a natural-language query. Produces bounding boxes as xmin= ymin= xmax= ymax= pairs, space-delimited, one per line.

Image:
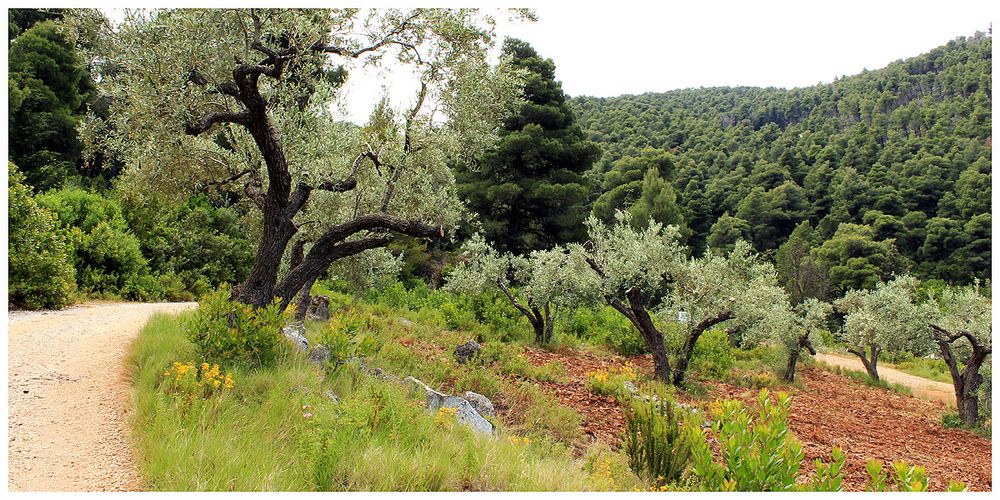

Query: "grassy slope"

xmin=127 ymin=309 xmax=640 ymax=491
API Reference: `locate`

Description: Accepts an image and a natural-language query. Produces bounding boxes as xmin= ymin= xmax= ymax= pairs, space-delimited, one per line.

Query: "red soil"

xmin=521 ymin=347 xmax=993 ymax=492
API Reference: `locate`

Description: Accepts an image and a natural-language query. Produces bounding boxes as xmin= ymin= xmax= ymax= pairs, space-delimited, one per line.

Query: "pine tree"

xmin=456 ymin=38 xmax=599 ymax=254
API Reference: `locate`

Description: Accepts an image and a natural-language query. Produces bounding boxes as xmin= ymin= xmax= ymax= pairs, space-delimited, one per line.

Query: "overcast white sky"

xmin=86 ymin=1 xmax=992 ymax=123
xmin=335 ymin=0 xmax=992 ymax=123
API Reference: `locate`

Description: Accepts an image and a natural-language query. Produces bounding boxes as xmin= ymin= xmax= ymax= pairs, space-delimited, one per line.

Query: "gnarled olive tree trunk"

xmin=496 ymin=280 xmax=555 ymax=344
xmin=783 ymin=333 xmax=817 ymax=382
xmin=847 ymin=344 xmax=881 ymax=382
xmin=932 ymin=324 xmax=991 ymax=427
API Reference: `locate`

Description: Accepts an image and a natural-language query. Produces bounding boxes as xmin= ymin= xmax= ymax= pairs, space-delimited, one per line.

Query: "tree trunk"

xmin=783 ymin=334 xmax=816 ymax=382
xmin=672 ymin=311 xmax=733 ymax=386
xmin=622 ymin=289 xmax=671 ymax=382
xmin=848 ymin=344 xmax=880 ymax=382
xmin=935 ymin=330 xmax=990 ymax=427
xmin=232 ymin=214 xmax=297 ymax=307
xmin=293 ymin=277 xmax=316 ymax=322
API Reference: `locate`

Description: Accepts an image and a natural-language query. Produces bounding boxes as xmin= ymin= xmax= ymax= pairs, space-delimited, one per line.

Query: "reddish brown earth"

xmin=521 ymin=348 xmax=992 ymax=492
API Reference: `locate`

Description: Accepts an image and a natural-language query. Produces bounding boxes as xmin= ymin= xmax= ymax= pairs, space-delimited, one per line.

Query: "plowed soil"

xmin=521 ymin=347 xmax=992 ymax=492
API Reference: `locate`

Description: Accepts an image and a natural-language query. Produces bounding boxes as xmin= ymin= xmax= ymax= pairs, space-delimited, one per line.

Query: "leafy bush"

xmin=862 ymin=459 xmax=961 ymax=491
xmin=622 ymin=394 xmax=697 ymax=487
xmin=183 ymin=285 xmax=287 ymax=366
xmin=37 ymin=187 xmax=156 ymax=299
xmin=316 ymin=310 xmax=380 ymax=374
xmin=691 ymin=389 xmax=805 ymax=491
xmin=8 ymin=162 xmax=76 ymax=309
xmin=690 ymin=329 xmax=734 ymax=379
xmin=564 ymin=305 xmax=647 ymax=355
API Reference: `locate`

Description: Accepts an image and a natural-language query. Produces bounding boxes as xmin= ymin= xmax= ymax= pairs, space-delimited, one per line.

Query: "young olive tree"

xmin=74 ymin=8 xmax=523 ymax=308
xmin=580 ymin=212 xmax=787 ymax=384
xmin=921 ymin=283 xmax=992 ymax=427
xmin=834 ymin=275 xmax=928 ymax=382
xmin=445 ymin=234 xmax=598 ymax=344
xmin=779 ymin=298 xmax=833 ymax=382
xmin=660 ymin=240 xmax=791 ymax=385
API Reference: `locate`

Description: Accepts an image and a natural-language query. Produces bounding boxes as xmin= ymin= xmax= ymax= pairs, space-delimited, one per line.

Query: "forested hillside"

xmin=571 ymin=33 xmax=991 ymax=292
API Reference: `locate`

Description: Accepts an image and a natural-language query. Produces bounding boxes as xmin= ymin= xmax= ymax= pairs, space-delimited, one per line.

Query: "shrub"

xmin=690 ymin=328 xmax=734 ymax=379
xmin=564 ymin=305 xmax=647 ymax=355
xmin=690 ymin=389 xmax=805 ymax=491
xmin=863 ymin=459 xmax=953 ymax=491
xmin=183 ymin=285 xmax=287 ymax=366
xmin=8 ymin=162 xmax=76 ymax=309
xmin=317 ymin=310 xmax=380 ymax=374
xmin=622 ymin=394 xmax=697 ymax=488
xmin=37 ymin=187 xmax=156 ymax=299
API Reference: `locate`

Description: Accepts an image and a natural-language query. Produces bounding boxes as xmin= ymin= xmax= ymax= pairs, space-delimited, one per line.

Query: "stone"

xmin=461 ymin=391 xmax=495 ymax=417
xmin=309 ymin=345 xmax=331 ymax=365
xmin=325 ymin=389 xmax=340 ymax=404
xmin=405 ymin=376 xmax=493 ymax=435
xmin=453 ymin=339 xmax=481 ymax=364
xmin=306 ymin=295 xmax=331 ymax=321
xmin=398 ymin=317 xmax=415 ymax=328
xmin=282 ymin=322 xmax=309 ymax=352
xmin=623 ymin=380 xmax=640 ymax=395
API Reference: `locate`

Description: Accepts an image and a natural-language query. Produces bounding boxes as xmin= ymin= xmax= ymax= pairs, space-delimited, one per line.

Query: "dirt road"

xmin=7 ymin=301 xmax=195 ymax=492
xmin=814 ymin=352 xmax=956 ymax=406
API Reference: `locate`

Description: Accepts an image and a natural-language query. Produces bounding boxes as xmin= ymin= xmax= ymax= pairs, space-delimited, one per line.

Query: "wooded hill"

xmin=570 ymin=33 xmax=991 ymax=292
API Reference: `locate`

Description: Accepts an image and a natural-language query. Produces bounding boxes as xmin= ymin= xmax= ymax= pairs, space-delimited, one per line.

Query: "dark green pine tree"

xmin=456 ymin=38 xmax=599 ymax=253
xmin=9 ymin=18 xmax=93 ymax=190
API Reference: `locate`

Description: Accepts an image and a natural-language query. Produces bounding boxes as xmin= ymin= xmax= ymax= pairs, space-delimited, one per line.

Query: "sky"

xmin=335 ymin=0 xmax=992 ymax=123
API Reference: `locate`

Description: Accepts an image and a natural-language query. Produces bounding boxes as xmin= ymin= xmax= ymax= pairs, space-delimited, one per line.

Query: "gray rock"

xmin=325 ymin=389 xmax=340 ymax=404
xmin=405 ymin=376 xmax=493 ymax=435
xmin=623 ymin=380 xmax=640 ymax=395
xmin=306 ymin=295 xmax=331 ymax=321
xmin=309 ymin=345 xmax=331 ymax=365
xmin=461 ymin=391 xmax=495 ymax=417
xmin=397 ymin=317 xmax=415 ymax=328
xmin=453 ymin=339 xmax=481 ymax=364
xmin=282 ymin=322 xmax=309 ymax=352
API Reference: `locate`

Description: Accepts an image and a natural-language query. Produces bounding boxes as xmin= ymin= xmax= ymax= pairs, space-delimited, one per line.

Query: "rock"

xmin=309 ymin=345 xmax=331 ymax=365
xmin=623 ymin=380 xmax=640 ymax=395
xmin=461 ymin=391 xmax=495 ymax=417
xmin=306 ymin=295 xmax=331 ymax=321
xmin=282 ymin=322 xmax=309 ymax=352
xmin=325 ymin=389 xmax=340 ymax=404
xmin=405 ymin=376 xmax=493 ymax=435
xmin=453 ymin=339 xmax=481 ymax=364
xmin=398 ymin=317 xmax=415 ymax=328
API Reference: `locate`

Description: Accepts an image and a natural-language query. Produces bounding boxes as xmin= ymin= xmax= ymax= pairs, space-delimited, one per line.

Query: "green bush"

xmin=183 ymin=285 xmax=287 ymax=366
xmin=316 ymin=310 xmax=379 ymax=374
xmin=622 ymin=393 xmax=697 ymax=487
xmin=8 ymin=162 xmax=76 ymax=309
xmin=564 ymin=305 xmax=647 ymax=355
xmin=37 ymin=187 xmax=156 ymax=299
xmin=690 ymin=329 xmax=734 ymax=379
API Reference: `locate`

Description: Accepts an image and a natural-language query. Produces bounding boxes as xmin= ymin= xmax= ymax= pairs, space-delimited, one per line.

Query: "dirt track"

xmin=7 ymin=301 xmax=195 ymax=492
xmin=814 ymin=352 xmax=956 ymax=406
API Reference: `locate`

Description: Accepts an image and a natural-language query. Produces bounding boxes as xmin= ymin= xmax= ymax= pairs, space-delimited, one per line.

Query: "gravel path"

xmin=7 ymin=301 xmax=196 ymax=491
xmin=814 ymin=352 xmax=956 ymax=406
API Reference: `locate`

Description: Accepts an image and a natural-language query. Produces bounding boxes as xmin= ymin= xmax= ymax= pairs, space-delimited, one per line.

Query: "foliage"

xmin=811 ymin=223 xmax=908 ymax=294
xmin=316 ymin=310 xmax=380 ymax=374
xmin=456 ymin=38 xmax=599 ymax=254
xmin=572 ymin=34 xmax=991 ymax=284
xmin=183 ymin=286 xmax=287 ymax=366
xmin=690 ymin=329 xmax=735 ymax=379
xmin=864 ymin=460 xmax=934 ymax=492
xmin=7 ymin=162 xmax=76 ymax=309
xmin=690 ymin=389 xmax=805 ymax=491
xmin=9 ymin=18 xmax=93 ymax=190
xmin=161 ymin=361 xmax=235 ymax=401
xmin=562 ymin=305 xmax=647 ymax=355
xmin=622 ymin=394 xmax=697 ymax=487
xmin=37 ymin=187 xmax=157 ymax=299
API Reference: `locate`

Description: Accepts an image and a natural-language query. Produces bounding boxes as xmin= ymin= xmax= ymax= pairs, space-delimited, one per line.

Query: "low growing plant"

xmin=183 ymin=285 xmax=287 ymax=366
xmin=622 ymin=393 xmax=698 ymax=488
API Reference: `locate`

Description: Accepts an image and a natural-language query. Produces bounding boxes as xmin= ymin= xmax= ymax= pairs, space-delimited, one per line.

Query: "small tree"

xmin=780 ymin=298 xmax=832 ymax=382
xmin=835 ymin=276 xmax=928 ymax=382
xmin=921 ymin=283 xmax=991 ymax=427
xmin=445 ymin=234 xmax=598 ymax=343
xmin=580 ymin=212 xmax=785 ymax=384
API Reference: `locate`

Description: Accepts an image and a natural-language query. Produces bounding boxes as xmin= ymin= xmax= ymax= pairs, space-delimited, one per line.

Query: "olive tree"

xmin=580 ymin=211 xmax=786 ymax=384
xmin=834 ymin=275 xmax=928 ymax=381
xmin=73 ymin=8 xmax=523 ymax=308
xmin=921 ymin=282 xmax=991 ymax=427
xmin=779 ymin=298 xmax=832 ymax=382
xmin=445 ymin=234 xmax=598 ymax=344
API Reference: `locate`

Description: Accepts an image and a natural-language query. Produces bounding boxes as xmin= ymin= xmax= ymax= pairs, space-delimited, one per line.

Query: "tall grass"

xmin=128 ymin=312 xmax=614 ymax=491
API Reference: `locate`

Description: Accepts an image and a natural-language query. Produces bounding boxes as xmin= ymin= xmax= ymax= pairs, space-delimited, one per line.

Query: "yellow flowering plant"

xmin=585 ymin=362 xmax=639 ymax=397
xmin=162 ymin=360 xmax=235 ymax=400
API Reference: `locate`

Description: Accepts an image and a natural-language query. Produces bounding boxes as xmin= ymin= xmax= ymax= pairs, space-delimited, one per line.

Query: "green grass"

xmin=894 ymin=356 xmax=953 ymax=384
xmin=129 ymin=310 xmax=637 ymax=491
xmin=813 ymin=360 xmax=913 ymax=396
